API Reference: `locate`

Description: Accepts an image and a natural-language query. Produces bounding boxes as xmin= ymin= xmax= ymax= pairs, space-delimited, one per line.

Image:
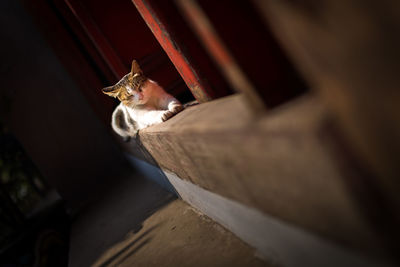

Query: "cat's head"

xmin=102 ymin=60 xmax=149 ymax=106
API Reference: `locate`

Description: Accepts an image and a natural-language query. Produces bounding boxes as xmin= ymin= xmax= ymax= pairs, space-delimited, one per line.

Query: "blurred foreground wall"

xmin=0 ymin=0 xmax=127 ymax=212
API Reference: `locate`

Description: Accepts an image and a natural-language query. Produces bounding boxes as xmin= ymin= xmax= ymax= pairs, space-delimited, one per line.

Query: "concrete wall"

xmin=0 ymin=0 xmax=128 ymax=212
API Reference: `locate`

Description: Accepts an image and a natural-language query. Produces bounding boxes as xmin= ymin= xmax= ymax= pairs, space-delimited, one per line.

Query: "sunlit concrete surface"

xmin=68 ymin=175 xmax=267 ymax=267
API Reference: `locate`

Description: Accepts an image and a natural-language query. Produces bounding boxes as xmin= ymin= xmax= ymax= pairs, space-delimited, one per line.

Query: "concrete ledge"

xmin=124 ymin=94 xmax=388 ymax=257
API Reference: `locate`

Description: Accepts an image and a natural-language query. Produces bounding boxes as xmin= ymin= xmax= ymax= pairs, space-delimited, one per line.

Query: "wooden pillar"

xmin=132 ymin=0 xmax=214 ymax=103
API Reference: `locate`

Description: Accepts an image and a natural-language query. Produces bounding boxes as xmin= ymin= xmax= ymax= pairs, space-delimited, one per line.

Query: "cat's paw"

xmin=168 ymin=101 xmax=184 ymax=113
xmin=171 ymin=104 xmax=184 ymax=113
xmin=161 ymin=110 xmax=174 ymax=121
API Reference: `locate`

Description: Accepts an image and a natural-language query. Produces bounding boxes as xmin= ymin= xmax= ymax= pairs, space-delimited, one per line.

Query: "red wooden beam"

xmin=64 ymin=0 xmax=128 ymax=78
xmin=132 ymin=0 xmax=212 ymax=103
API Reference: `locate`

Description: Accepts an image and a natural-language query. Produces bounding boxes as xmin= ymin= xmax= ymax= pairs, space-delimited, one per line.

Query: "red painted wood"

xmin=21 ymin=0 xmax=115 ymax=125
xmin=147 ymin=0 xmax=233 ymax=100
xmin=22 ymin=0 xmax=197 ymax=125
xmin=52 ymin=0 xmax=116 ymax=83
xmin=61 ymin=0 xmax=191 ymax=102
xmin=64 ymin=0 xmax=129 ymax=78
xmin=132 ymin=0 xmax=214 ymax=102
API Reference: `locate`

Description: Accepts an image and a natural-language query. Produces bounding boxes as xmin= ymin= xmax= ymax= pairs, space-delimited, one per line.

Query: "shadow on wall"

xmin=0 ymin=0 xmax=130 ymax=212
xmin=68 ymin=173 xmax=176 ymax=267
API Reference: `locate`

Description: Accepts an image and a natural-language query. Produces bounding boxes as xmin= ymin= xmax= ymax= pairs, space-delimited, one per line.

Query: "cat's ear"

xmin=102 ymin=85 xmax=120 ymax=98
xmin=131 ymin=60 xmax=143 ymax=75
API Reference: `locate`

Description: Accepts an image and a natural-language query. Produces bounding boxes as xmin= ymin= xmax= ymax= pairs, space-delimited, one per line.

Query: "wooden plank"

xmin=52 ymin=0 xmax=117 ymax=84
xmin=64 ymin=0 xmax=128 ymax=78
xmin=175 ymin=0 xmax=265 ymax=114
xmin=131 ymin=0 xmax=213 ymax=103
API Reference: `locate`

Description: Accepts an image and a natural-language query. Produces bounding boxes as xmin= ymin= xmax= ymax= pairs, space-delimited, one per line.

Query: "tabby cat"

xmin=102 ymin=60 xmax=183 ymax=139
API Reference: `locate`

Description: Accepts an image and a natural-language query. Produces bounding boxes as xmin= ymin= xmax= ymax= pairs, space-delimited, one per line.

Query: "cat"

xmin=102 ymin=60 xmax=183 ymax=140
